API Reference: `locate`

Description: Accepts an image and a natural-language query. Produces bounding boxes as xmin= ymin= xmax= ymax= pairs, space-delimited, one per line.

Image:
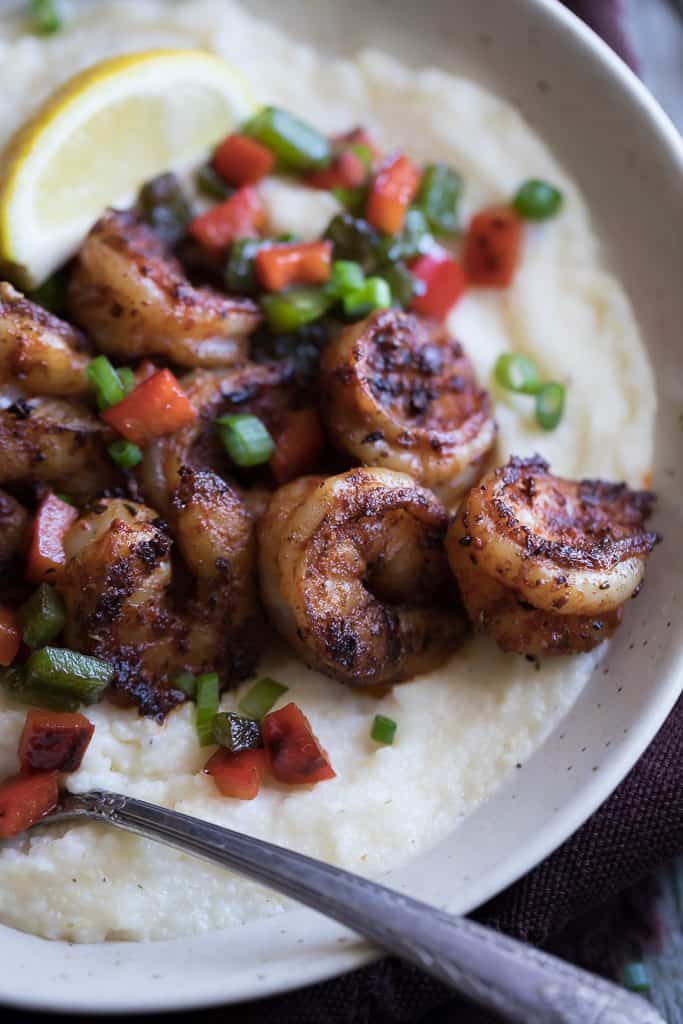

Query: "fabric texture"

xmin=3 ymin=3 xmax=677 ymax=1023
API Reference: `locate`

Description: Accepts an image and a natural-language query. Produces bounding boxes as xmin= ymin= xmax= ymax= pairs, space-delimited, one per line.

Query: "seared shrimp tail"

xmin=68 ymin=209 xmax=261 ymax=369
xmin=0 ymin=282 xmax=92 ymax=396
xmin=60 ymin=472 xmax=260 ymax=718
xmin=447 ymin=455 xmax=657 ymax=657
xmin=141 ymin=361 xmax=297 ymax=515
xmin=259 ymin=467 xmax=466 ymax=687
xmin=321 ymin=310 xmax=496 ymax=505
xmin=0 ymin=397 xmax=119 ymax=499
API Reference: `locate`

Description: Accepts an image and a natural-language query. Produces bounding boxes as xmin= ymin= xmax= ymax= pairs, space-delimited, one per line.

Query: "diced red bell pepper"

xmin=255 ymin=241 xmax=332 ymax=292
xmin=270 ymin=408 xmax=326 ymax=485
xmin=366 ymin=153 xmax=421 ymax=235
xmin=19 ymin=709 xmax=95 ymax=774
xmin=409 ymin=249 xmax=467 ymax=320
xmin=213 ymin=133 xmax=275 ymax=186
xmin=0 ymin=771 xmax=59 ymax=838
xmin=102 ymin=369 xmax=196 ymax=445
xmin=0 ymin=606 xmax=20 ymax=666
xmin=189 ymin=186 xmax=265 ymax=252
xmin=204 ymin=748 xmax=268 ymax=800
xmin=261 ymin=703 xmax=335 ymax=785
xmin=463 ymin=205 xmax=523 ymax=288
xmin=305 ymin=150 xmax=368 ymax=191
xmin=25 ymin=492 xmax=78 ymax=584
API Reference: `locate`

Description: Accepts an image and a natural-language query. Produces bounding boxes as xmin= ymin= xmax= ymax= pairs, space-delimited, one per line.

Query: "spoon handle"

xmin=60 ymin=790 xmax=662 ymax=1024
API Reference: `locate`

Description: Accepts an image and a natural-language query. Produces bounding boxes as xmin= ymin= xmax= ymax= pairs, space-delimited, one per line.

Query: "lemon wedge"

xmin=0 ymin=49 xmax=255 ymax=288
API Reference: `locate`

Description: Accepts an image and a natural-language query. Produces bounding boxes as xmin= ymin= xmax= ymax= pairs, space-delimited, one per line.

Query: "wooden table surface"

xmin=622 ymin=5 xmax=682 ymax=1020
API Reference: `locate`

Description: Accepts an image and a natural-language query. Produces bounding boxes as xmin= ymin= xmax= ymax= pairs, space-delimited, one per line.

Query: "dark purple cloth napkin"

xmin=566 ymin=0 xmax=639 ymax=68
xmin=2 ymin=5 xmax=670 ymax=1023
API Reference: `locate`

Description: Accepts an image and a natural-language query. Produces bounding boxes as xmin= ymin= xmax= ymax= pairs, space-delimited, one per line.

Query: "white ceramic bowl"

xmin=2 ymin=0 xmax=682 ymax=1012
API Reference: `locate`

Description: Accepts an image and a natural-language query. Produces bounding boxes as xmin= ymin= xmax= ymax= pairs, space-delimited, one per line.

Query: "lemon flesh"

xmin=0 ymin=50 xmax=254 ymax=288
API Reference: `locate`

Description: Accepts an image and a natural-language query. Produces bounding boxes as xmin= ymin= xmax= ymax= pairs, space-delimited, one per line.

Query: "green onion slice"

xmin=18 ymin=584 xmax=66 ymax=649
xmin=216 ymin=413 xmax=274 ymax=467
xmin=108 ymin=439 xmax=143 ymax=469
xmin=212 ymin=712 xmax=263 ymax=752
xmin=262 ymin=287 xmax=332 ymax=333
xmin=25 ymin=647 xmax=114 ymax=704
xmin=0 ymin=665 xmax=80 ymax=712
xmin=242 ymin=106 xmax=331 ymax=171
xmin=513 ymin=179 xmax=563 ymax=221
xmin=238 ymin=677 xmax=288 ymax=719
xmin=87 ymin=355 xmax=126 ymax=410
xmin=327 ymin=260 xmax=365 ymax=299
xmin=535 ymin=381 xmax=566 ymax=431
xmin=30 ymin=0 xmax=62 ymax=35
xmin=371 ymin=714 xmax=397 ymax=745
xmin=116 ymin=367 xmax=136 ymax=396
xmin=195 ymin=672 xmax=220 ymax=746
xmin=494 ymin=353 xmax=542 ymax=395
xmin=343 ymin=277 xmax=392 ymax=318
xmin=416 ymin=162 xmax=462 ymax=235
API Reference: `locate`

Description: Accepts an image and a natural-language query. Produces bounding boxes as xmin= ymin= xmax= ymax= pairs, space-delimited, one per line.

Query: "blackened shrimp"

xmin=59 ymin=468 xmax=259 ymax=719
xmin=258 ymin=467 xmax=465 ymax=687
xmin=446 ymin=455 xmax=657 ymax=656
xmin=68 ymin=210 xmax=261 ymax=369
xmin=0 ymin=397 xmax=118 ymax=499
xmin=321 ymin=310 xmax=496 ymax=505
xmin=0 ymin=282 xmax=92 ymax=396
xmin=0 ymin=488 xmax=28 ymax=566
xmin=141 ymin=361 xmax=296 ymax=515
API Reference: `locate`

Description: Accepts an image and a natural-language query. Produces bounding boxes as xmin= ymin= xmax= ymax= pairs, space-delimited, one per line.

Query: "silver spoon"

xmin=31 ymin=789 xmax=663 ymax=1024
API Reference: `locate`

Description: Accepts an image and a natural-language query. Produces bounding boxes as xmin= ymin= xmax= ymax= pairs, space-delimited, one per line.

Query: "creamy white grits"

xmin=0 ymin=0 xmax=655 ymax=942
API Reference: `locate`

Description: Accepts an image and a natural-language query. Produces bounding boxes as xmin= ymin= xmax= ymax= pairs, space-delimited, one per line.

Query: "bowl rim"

xmin=1 ymin=0 xmax=682 ymax=1013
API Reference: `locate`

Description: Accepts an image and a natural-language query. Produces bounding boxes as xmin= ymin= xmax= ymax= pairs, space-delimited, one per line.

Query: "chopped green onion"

xmin=327 ymin=260 xmax=365 ymax=299
xmin=196 ymin=163 xmax=232 ymax=200
xmin=376 ymin=208 xmax=432 ymax=264
xmin=138 ymin=172 xmax=192 ymax=245
xmin=331 ymin=186 xmax=367 ymax=215
xmin=238 ymin=677 xmax=288 ymax=719
xmin=343 ymin=277 xmax=392 ymax=318
xmin=25 ymin=647 xmax=114 ymax=704
xmin=416 ymin=163 xmax=462 ymax=235
xmin=18 ymin=584 xmax=66 ymax=649
xmin=212 ymin=712 xmax=263 ymax=752
xmin=380 ymin=262 xmax=424 ymax=308
xmin=242 ymin=106 xmax=331 ymax=171
xmin=108 ymin=439 xmax=143 ymax=469
xmin=535 ymin=381 xmax=566 ymax=431
xmin=216 ymin=413 xmax=274 ymax=467
xmin=0 ymin=665 xmax=80 ymax=712
xmin=87 ymin=355 xmax=125 ymax=410
xmin=171 ymin=671 xmax=196 ymax=698
xmin=324 ymin=213 xmax=381 ymax=273
xmin=28 ymin=268 xmax=69 ymax=317
xmin=225 ymin=237 xmax=267 ymax=294
xmin=195 ymin=672 xmax=220 ymax=746
xmin=513 ymin=179 xmax=563 ymax=221
xmin=262 ymin=286 xmax=332 ymax=333
xmin=116 ymin=366 xmax=136 ymax=396
xmin=371 ymin=714 xmax=397 ymax=745
xmin=30 ymin=0 xmax=62 ymax=34
xmin=54 ymin=492 xmax=75 ymax=506
xmin=622 ymin=962 xmax=650 ymax=993
xmin=494 ymin=353 xmax=542 ymax=395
